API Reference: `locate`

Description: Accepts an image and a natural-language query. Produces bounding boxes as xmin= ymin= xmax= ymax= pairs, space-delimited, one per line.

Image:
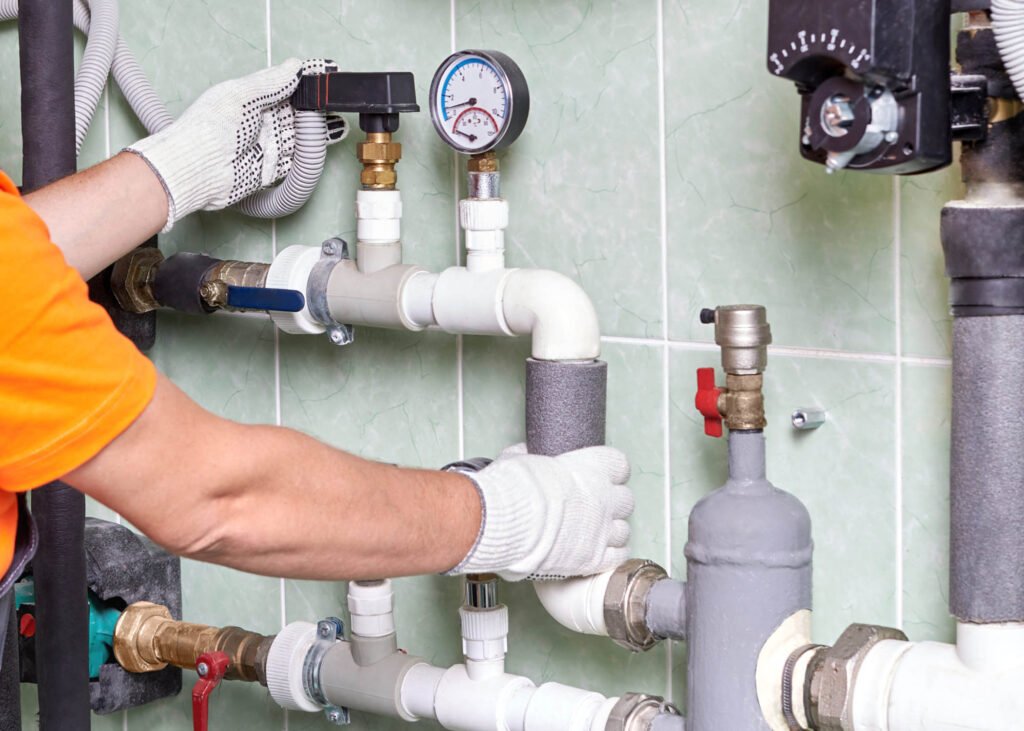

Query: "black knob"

xmin=699 ymin=308 xmax=716 ymax=325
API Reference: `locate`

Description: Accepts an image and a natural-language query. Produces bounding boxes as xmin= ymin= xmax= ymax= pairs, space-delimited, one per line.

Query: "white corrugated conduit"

xmin=0 ymin=0 xmax=328 ymax=219
xmin=992 ymin=0 xmax=1024 ymax=99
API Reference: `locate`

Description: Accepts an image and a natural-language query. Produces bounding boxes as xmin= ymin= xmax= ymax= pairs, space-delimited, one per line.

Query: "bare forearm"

xmin=24 ymin=152 xmax=168 ymax=280
xmin=67 ymin=376 xmax=481 ymax=580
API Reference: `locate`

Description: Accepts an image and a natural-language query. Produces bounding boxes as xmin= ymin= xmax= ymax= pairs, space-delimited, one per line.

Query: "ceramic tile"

xmin=900 ymin=168 xmax=960 ymax=359
xmin=901 ymin=363 xmax=955 ymax=643
xmin=0 ymin=23 xmax=20 ymax=180
xmin=670 ymin=348 xmax=898 ymax=645
xmin=663 ymin=0 xmax=896 ymax=353
xmin=456 ymin=0 xmax=664 ymax=338
xmin=460 ymin=337 xmax=670 ymax=699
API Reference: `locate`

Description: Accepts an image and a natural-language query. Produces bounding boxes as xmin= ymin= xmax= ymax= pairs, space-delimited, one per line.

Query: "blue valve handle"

xmin=226 ymin=286 xmax=305 ymax=313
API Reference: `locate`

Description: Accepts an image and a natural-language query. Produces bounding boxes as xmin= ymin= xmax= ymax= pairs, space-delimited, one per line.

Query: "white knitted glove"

xmin=127 ymin=58 xmax=345 ymax=232
xmin=450 ymin=444 xmax=635 ymax=581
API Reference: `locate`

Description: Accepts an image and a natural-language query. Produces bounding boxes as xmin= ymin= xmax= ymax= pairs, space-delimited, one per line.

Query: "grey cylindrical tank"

xmin=685 ymin=431 xmax=812 ymax=731
xmin=950 ymin=316 xmax=1024 ymax=622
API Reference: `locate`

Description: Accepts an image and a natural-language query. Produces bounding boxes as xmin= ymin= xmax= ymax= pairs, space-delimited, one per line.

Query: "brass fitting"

xmin=199 ymin=260 xmax=270 ymax=310
xmin=358 ymin=132 xmax=402 ymax=189
xmin=113 ymin=602 xmax=273 ymax=683
xmin=111 ymin=247 xmax=165 ymax=314
xmin=467 ymin=151 xmax=499 ymax=173
xmin=718 ymin=374 xmax=766 ymax=431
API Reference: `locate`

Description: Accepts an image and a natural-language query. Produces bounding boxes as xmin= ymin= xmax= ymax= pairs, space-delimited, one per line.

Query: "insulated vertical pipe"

xmin=19 ymin=1 xmax=91 ymax=728
xmin=524 ymin=359 xmax=607 ymax=456
xmin=0 ymin=593 xmax=18 ymax=731
xmin=684 ymin=431 xmax=812 ymax=731
xmin=950 ymin=316 xmax=1024 ymax=622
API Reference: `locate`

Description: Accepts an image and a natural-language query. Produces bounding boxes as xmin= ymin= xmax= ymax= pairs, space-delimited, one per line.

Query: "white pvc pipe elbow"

xmin=532 ymin=572 xmax=614 ymax=638
xmin=502 ymin=269 xmax=601 ymax=361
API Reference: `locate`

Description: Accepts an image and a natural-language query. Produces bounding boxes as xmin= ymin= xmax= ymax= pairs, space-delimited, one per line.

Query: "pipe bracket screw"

xmin=792 ymin=407 xmax=827 ymax=431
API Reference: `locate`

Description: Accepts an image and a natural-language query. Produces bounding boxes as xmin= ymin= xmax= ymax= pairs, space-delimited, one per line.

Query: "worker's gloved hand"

xmin=126 ymin=58 xmax=345 ymax=232
xmin=450 ymin=444 xmax=634 ymax=581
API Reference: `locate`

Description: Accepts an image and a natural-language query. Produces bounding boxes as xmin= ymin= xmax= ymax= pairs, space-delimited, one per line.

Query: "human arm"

xmin=64 ymin=375 xmax=634 ymax=581
xmin=23 ymin=152 xmax=167 ymax=280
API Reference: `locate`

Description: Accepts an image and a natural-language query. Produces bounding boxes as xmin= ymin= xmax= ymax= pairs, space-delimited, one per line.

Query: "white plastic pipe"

xmin=348 ymin=580 xmax=395 ymax=639
xmin=356 ymin=189 xmax=403 ymax=274
xmin=400 ymin=662 xmax=617 ymax=731
xmin=850 ymin=622 xmax=1024 ymax=731
xmin=533 ymin=572 xmax=614 ymax=637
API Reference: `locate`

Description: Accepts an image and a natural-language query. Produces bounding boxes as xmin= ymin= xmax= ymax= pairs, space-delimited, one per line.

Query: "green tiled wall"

xmin=0 ymin=1 xmax=961 ymax=728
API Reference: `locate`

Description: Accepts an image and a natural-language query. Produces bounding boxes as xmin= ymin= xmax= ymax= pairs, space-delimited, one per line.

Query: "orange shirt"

xmin=0 ymin=171 xmax=157 ymax=579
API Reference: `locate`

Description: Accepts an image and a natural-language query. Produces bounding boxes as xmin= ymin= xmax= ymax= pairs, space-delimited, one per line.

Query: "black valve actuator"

xmin=292 ymin=71 xmax=420 ymax=133
xmin=767 ymin=0 xmax=953 ymax=174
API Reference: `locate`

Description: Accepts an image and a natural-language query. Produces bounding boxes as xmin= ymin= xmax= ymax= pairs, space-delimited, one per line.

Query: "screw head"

xmin=329 ymin=329 xmax=345 ymax=344
xmin=322 ymin=240 xmax=338 ymax=256
xmin=196 ymin=662 xmax=209 ymax=677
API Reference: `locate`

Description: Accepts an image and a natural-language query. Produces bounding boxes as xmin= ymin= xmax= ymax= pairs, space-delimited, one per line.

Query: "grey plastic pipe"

xmin=0 ymin=0 xmax=329 ymax=219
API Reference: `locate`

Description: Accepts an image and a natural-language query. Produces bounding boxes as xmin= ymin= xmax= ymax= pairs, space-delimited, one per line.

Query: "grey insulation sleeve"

xmin=525 ymin=358 xmax=608 ymax=456
xmin=950 ymin=316 xmax=1024 ymax=622
xmin=70 ymin=0 xmax=116 ymax=149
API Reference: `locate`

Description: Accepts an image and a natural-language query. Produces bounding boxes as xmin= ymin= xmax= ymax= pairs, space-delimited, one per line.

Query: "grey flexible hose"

xmin=1 ymin=0 xmax=328 ymax=219
xmin=991 ymin=0 xmax=1024 ymax=101
xmin=232 ymin=110 xmax=327 ymax=218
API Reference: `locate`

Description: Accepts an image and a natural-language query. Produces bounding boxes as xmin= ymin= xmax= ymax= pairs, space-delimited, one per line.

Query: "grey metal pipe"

xmin=19 ymin=1 xmax=91 ymax=728
xmin=950 ymin=316 xmax=1024 ymax=622
xmin=645 ymin=579 xmax=687 ymax=641
xmin=684 ymin=431 xmax=812 ymax=731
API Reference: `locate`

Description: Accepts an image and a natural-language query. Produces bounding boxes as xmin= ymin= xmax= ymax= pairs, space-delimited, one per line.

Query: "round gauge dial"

xmin=430 ymin=50 xmax=530 ymax=154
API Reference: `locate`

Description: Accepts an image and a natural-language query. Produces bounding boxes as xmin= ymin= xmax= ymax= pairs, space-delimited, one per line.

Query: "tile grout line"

xmin=266 ymin=2 xmax=289 ymax=728
xmin=600 ymin=335 xmax=952 ymax=367
xmin=893 ymin=177 xmax=904 ymax=630
xmin=451 ymin=0 xmax=465 ymax=460
xmin=106 ymin=78 xmax=128 ymax=731
xmin=654 ymin=0 xmax=674 ymax=704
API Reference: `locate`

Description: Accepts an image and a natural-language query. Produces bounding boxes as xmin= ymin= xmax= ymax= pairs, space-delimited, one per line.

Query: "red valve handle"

xmin=695 ymin=368 xmax=724 ymax=438
xmin=192 ymin=651 xmax=231 ymax=731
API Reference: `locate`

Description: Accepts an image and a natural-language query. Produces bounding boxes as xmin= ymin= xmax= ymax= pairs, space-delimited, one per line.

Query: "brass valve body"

xmin=358 ymin=132 xmax=402 ymax=189
xmin=114 ymin=602 xmax=272 ymax=683
xmin=717 ymin=374 xmax=766 ymax=431
xmin=467 ymin=151 xmax=499 ymax=173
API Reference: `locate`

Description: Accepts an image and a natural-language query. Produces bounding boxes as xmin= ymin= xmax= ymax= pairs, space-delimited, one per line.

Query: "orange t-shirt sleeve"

xmin=0 ymin=170 xmax=157 ymax=495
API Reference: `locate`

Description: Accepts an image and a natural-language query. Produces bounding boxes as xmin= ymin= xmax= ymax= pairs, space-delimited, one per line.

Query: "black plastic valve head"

xmin=292 ymin=71 xmax=420 ymax=133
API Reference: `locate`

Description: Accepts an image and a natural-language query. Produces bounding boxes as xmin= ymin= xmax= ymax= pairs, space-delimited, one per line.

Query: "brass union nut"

xmin=360 ymin=167 xmax=398 ymax=188
xmin=468 ymin=153 xmax=499 ymax=173
xmin=357 ymin=141 xmax=402 ymax=165
xmin=111 ymin=247 xmax=164 ymax=314
xmin=113 ymin=601 xmax=173 ymax=673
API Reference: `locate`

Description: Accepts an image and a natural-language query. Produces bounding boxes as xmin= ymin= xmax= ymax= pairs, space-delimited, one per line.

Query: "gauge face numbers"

xmin=430 ymin=50 xmax=530 ymax=154
xmin=435 ymin=55 xmax=508 ymax=152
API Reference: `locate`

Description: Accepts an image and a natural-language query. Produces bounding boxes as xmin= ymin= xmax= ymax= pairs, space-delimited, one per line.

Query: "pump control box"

xmin=767 ymin=0 xmax=953 ymax=174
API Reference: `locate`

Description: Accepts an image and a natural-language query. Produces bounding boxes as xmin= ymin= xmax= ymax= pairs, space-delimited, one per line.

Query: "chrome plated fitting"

xmin=604 ymin=559 xmax=669 ymax=653
xmin=606 ymin=693 xmax=681 ymax=731
xmin=704 ymin=305 xmax=773 ymax=375
xmin=806 ymin=624 xmax=908 ymax=731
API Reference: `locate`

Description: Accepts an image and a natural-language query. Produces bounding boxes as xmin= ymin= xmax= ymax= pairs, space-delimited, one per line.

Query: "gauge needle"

xmin=453 ymin=129 xmax=478 ymax=142
xmin=445 ymin=97 xmax=477 ymax=112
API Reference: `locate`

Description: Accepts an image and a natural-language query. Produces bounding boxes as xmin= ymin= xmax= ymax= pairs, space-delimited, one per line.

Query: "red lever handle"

xmin=695 ymin=368 xmax=724 ymax=438
xmin=192 ymin=651 xmax=231 ymax=731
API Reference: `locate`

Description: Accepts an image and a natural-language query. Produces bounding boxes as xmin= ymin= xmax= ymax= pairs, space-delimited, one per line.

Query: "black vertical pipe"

xmin=18 ymin=1 xmax=91 ymax=729
xmin=0 ymin=594 xmax=19 ymax=731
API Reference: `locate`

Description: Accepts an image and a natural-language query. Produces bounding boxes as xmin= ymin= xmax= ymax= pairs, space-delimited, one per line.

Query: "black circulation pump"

xmin=767 ymin=0 xmax=953 ymax=174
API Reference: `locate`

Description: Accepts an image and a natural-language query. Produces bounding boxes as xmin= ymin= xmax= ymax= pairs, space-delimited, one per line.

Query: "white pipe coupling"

xmin=460 ymin=605 xmax=509 ymax=680
xmin=460 ymin=198 xmax=509 ymax=273
xmin=348 ymin=580 xmax=395 ymax=639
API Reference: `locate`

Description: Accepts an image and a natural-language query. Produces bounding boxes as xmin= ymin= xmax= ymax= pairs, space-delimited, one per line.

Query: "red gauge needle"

xmin=454 ymin=129 xmax=478 ymax=142
xmin=445 ymin=97 xmax=477 ymax=112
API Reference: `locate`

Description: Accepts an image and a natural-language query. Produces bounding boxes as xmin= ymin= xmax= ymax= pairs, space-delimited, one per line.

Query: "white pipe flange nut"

xmin=356 ymin=189 xmax=402 ymax=244
xmin=460 ymin=198 xmax=509 ymax=256
xmin=266 ymin=621 xmax=322 ymax=712
xmin=459 ymin=605 xmax=509 ymax=663
xmin=266 ymin=245 xmax=326 ymax=335
xmin=347 ymin=580 xmax=396 ymax=638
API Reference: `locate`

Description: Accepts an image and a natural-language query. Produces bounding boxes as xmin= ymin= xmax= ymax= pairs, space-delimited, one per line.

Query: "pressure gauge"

xmin=429 ymin=50 xmax=530 ymax=154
